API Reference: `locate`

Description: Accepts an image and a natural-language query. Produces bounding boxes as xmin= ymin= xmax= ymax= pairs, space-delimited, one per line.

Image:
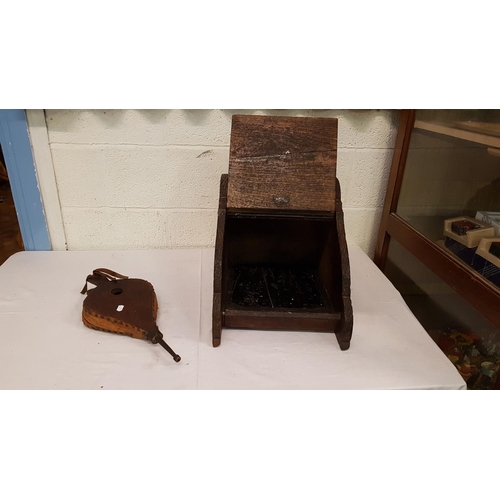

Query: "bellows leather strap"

xmin=81 ymin=268 xmax=181 ymax=362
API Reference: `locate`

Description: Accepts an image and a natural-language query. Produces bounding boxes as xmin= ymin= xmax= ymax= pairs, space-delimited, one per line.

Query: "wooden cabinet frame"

xmin=374 ymin=110 xmax=500 ymax=329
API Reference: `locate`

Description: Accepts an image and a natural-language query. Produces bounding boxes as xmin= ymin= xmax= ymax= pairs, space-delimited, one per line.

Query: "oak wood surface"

xmin=228 ymin=152 xmax=336 ymax=212
xmin=212 ymin=293 xmax=222 ymax=347
xmin=227 ymin=115 xmax=337 ymax=212
xmin=212 ymin=175 xmax=228 ymax=346
xmin=229 ymin=115 xmax=338 ymax=158
xmin=225 ymin=215 xmax=331 ymax=266
xmin=224 ymin=309 xmax=339 ymax=332
xmin=334 ymin=186 xmax=353 ymax=350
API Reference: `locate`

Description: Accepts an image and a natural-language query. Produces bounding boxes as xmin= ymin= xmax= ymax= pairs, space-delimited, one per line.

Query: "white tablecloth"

xmin=0 ymin=247 xmax=465 ymax=389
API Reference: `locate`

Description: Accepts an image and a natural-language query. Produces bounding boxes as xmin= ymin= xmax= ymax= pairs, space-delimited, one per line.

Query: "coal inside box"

xmin=222 ymin=212 xmax=341 ymax=329
xmin=231 ymin=264 xmax=327 ymax=309
xmin=443 ymin=216 xmax=495 ymax=266
xmin=472 ymin=238 xmax=500 ymax=288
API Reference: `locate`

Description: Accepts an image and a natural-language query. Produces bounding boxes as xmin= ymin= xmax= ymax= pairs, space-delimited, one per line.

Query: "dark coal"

xmin=230 ymin=264 xmax=325 ymax=309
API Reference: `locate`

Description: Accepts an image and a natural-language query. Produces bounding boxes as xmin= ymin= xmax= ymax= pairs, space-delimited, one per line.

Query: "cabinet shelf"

xmin=414 ymin=119 xmax=500 ymax=149
xmin=386 ymin=213 xmax=500 ymax=330
xmin=397 ymin=214 xmax=500 ymax=295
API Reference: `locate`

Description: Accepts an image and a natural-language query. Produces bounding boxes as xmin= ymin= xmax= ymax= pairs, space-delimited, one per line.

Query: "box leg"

xmin=212 ymin=293 xmax=222 ymax=347
xmin=334 ymin=179 xmax=353 ymax=351
xmin=212 ymin=174 xmax=228 ymax=347
xmin=336 ymin=297 xmax=353 ymax=350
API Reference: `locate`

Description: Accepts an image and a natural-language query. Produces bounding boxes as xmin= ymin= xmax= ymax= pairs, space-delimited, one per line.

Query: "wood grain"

xmin=224 ymin=308 xmax=339 ymax=332
xmin=213 ymin=175 xmax=228 ymax=293
xmin=212 ymin=293 xmax=222 ymax=347
xmin=228 ymin=152 xmax=336 ymax=211
xmin=225 ymin=214 xmax=330 ymax=266
xmin=0 ymin=158 xmax=8 ymax=181
xmin=212 ymin=175 xmax=228 ymax=347
xmin=0 ymin=179 xmax=24 ymax=265
xmin=230 ymin=115 xmax=338 ymax=158
xmin=227 ymin=115 xmax=337 ymax=212
xmin=334 ymin=178 xmax=353 ymax=349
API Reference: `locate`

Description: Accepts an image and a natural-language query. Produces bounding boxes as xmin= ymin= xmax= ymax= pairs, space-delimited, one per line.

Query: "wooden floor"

xmin=0 ymin=179 xmax=24 ymax=265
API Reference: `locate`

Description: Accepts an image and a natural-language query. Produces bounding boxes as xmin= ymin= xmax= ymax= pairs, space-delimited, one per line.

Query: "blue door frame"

xmin=0 ymin=110 xmax=51 ymax=251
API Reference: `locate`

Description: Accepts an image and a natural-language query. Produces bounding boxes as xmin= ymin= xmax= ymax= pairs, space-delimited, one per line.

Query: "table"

xmin=0 ymin=247 xmax=465 ymax=389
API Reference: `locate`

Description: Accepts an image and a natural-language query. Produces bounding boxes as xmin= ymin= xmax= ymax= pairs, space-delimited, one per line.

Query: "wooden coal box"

xmin=212 ymin=115 xmax=353 ymax=351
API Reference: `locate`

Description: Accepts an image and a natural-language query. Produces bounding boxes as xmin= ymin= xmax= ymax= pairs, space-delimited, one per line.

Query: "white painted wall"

xmin=40 ymin=109 xmax=399 ymax=257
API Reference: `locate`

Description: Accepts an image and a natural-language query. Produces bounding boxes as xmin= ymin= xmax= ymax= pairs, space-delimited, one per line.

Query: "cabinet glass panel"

xmin=385 ymin=238 xmax=500 ymax=390
xmin=396 ymin=109 xmax=500 ymax=290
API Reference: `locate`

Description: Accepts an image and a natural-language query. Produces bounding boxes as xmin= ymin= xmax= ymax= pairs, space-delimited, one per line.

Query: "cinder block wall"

xmin=45 ymin=109 xmax=399 ymax=257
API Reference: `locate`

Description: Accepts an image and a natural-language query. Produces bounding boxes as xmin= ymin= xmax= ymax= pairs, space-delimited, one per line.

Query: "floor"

xmin=0 ymin=157 xmax=24 ymax=265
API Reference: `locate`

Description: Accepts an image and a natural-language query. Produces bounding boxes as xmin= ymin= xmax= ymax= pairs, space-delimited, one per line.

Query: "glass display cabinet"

xmin=375 ymin=110 xmax=500 ymax=389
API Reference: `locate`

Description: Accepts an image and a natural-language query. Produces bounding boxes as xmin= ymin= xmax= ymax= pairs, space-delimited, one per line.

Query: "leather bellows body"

xmin=80 ymin=268 xmax=181 ymax=362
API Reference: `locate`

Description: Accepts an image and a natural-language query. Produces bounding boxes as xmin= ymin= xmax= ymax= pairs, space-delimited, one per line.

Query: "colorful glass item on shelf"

xmin=428 ymin=328 xmax=500 ymax=390
xmin=450 ymin=332 xmax=476 ymax=346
